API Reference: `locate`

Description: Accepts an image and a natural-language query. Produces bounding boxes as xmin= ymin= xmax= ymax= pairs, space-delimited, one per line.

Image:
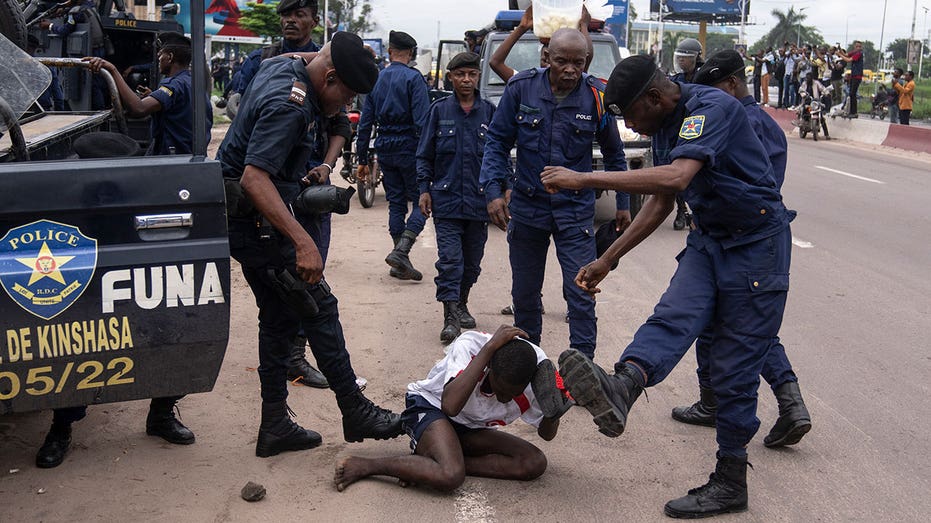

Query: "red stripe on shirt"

xmin=513 ymin=393 xmax=530 ymax=413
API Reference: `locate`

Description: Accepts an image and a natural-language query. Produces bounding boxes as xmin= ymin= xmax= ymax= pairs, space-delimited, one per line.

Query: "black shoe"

xmin=673 ymin=210 xmax=687 ymax=230
xmin=338 ymin=390 xmax=403 ymax=443
xmin=532 ymin=359 xmax=572 ymax=419
xmin=385 ymin=230 xmax=423 ymax=281
xmin=36 ymin=425 xmax=72 ymax=469
xmin=458 ymin=287 xmax=476 ymax=329
xmin=763 ymin=381 xmax=811 ymax=448
xmin=664 ymin=455 xmax=749 ymax=518
xmin=440 ymin=301 xmax=461 ymax=344
xmin=501 ymin=304 xmax=514 ymax=315
xmin=558 ymin=349 xmax=643 ymax=437
xmin=287 ymin=336 xmax=330 ymax=389
xmin=389 ymin=267 xmax=404 ymax=279
xmin=146 ymin=398 xmax=195 ymax=445
xmin=255 ymin=401 xmax=322 ymax=457
xmin=671 ymin=385 xmax=718 ymax=427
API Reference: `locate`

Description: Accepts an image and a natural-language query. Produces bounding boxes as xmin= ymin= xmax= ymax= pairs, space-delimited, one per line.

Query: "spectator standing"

xmin=891 ymin=69 xmax=915 ymax=125
xmin=838 ymin=41 xmax=864 ymax=117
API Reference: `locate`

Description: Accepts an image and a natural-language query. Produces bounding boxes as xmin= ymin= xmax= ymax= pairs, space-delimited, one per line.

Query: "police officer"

xmin=480 ymin=28 xmax=628 ymax=360
xmin=36 ymin=132 xmax=195 ymax=469
xmin=228 ymin=0 xmax=347 ymax=389
xmin=84 ymin=32 xmax=212 ymax=155
xmin=216 ymin=32 xmax=403 ymax=457
xmin=356 ymin=30 xmax=431 ymax=281
xmin=416 ymin=52 xmax=495 ymax=343
xmin=668 ymin=37 xmax=703 ymax=231
xmin=541 ymin=55 xmax=796 ymax=518
xmin=671 ymin=50 xmax=810 ymax=447
xmin=38 ymin=0 xmax=109 ymax=109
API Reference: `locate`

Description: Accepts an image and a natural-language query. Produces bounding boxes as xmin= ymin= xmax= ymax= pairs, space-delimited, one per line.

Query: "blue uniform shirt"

xmin=229 ymin=39 xmax=320 ymax=95
xmin=217 ymin=57 xmax=318 ymax=202
xmin=480 ymin=68 xmax=628 ymax=230
xmin=740 ymin=95 xmax=788 ymax=189
xmin=416 ymin=94 xmax=496 ymax=221
xmin=51 ymin=0 xmax=96 ymax=36
xmin=147 ymin=69 xmax=213 ymax=155
xmin=652 ymin=83 xmax=793 ymax=248
xmin=356 ymin=61 xmax=430 ymax=164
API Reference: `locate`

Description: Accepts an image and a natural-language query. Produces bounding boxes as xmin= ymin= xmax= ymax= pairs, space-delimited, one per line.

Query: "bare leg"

xmin=460 ymin=429 xmax=547 ymax=481
xmin=334 ymin=419 xmax=466 ymax=492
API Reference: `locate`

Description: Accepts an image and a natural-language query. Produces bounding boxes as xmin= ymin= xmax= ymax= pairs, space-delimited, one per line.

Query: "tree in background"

xmin=749 ymin=7 xmax=823 ymax=53
xmin=237 ymin=2 xmax=282 ymax=42
xmin=329 ymin=0 xmax=376 ymax=36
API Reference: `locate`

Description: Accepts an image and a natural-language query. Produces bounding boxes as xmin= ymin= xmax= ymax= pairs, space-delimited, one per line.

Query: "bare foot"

xmin=334 ymin=456 xmax=371 ymax=492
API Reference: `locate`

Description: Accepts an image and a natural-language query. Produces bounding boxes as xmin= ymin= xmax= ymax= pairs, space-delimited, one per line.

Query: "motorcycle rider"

xmin=799 ymin=71 xmax=830 ymax=139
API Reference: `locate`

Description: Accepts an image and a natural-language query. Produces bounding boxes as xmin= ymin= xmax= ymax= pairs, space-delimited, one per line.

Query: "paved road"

xmin=0 ymin=133 xmax=928 ymax=521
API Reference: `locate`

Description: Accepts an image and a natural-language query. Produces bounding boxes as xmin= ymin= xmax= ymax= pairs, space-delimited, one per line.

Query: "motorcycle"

xmin=339 ymin=109 xmax=382 ymax=208
xmin=794 ymin=90 xmax=829 ymax=141
xmin=870 ymin=85 xmax=890 ymax=120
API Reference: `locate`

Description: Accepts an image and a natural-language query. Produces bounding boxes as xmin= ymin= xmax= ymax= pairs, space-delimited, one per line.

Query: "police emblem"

xmin=679 ymin=115 xmax=705 ymax=140
xmin=0 ymin=220 xmax=98 ymax=320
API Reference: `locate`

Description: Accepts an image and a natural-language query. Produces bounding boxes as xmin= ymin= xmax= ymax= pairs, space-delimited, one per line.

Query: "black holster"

xmin=266 ymin=268 xmax=331 ymax=319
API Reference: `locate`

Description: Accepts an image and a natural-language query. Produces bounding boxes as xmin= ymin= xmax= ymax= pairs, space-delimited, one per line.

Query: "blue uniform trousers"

xmin=229 ymin=218 xmax=358 ymax=403
xmin=433 ymin=218 xmax=487 ymax=302
xmin=619 ymin=227 xmax=792 ymax=456
xmin=379 ymin=152 xmax=425 ymax=237
xmin=508 ymin=219 xmax=597 ymax=357
xmin=695 ymin=332 xmax=797 ymax=392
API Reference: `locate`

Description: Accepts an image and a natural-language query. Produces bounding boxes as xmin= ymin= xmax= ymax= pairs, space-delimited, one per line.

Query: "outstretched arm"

xmin=490 ymin=6 xmax=533 ymax=82
xmin=541 ymin=157 xmax=704 ymax=195
xmin=83 ymin=57 xmax=162 ymax=117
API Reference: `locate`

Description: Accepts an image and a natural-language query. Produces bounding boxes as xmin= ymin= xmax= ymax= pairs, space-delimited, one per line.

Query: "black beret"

xmin=447 ymin=52 xmax=480 ymax=71
xmin=605 ymin=55 xmax=659 ymax=116
xmin=389 ymin=30 xmax=417 ymax=50
xmin=72 ymin=132 xmax=140 ymax=159
xmin=276 ymin=0 xmax=317 ymax=15
xmin=595 ymin=220 xmax=621 ymax=271
xmin=156 ymin=31 xmax=191 ymax=51
xmin=694 ymin=50 xmax=747 ymax=86
xmin=331 ymin=32 xmax=379 ymax=94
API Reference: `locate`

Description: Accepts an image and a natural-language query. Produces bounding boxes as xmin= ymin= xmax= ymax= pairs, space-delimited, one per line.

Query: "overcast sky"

xmin=353 ymin=0 xmax=925 ymax=51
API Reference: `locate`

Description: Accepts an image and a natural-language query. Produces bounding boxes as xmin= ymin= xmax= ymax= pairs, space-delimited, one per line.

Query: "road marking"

xmin=792 ymin=236 xmax=814 ymax=249
xmin=815 ymin=165 xmax=886 ymax=184
xmin=455 ymin=484 xmax=496 ymax=522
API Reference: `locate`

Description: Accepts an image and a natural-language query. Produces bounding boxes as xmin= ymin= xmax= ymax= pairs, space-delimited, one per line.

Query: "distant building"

xmin=628 ymin=21 xmax=739 ymax=55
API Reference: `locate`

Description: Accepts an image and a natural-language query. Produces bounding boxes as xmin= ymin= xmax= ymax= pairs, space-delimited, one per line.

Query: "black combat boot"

xmin=671 ymin=385 xmax=718 ymax=427
xmin=664 ymin=454 xmax=749 ymax=518
xmin=440 ymin=301 xmax=461 ymax=344
xmin=763 ymin=381 xmax=812 ymax=447
xmin=388 ymin=235 xmax=404 ymax=279
xmin=338 ymin=389 xmax=404 ymax=443
xmin=146 ymin=397 xmax=195 ymax=445
xmin=385 ymin=230 xmax=422 ymax=281
xmin=558 ymin=349 xmax=643 ymax=437
xmin=286 ymin=336 xmax=329 ymax=389
xmin=457 ymin=286 xmax=476 ymax=329
xmin=255 ymin=401 xmax=322 ymax=457
xmin=36 ymin=424 xmax=72 ymax=469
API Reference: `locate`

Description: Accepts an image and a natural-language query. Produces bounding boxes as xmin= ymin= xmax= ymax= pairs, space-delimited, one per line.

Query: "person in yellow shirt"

xmin=891 ymin=69 xmax=915 ymax=125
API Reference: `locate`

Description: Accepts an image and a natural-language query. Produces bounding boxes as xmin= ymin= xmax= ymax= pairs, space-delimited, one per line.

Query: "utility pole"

xmin=921 ymin=6 xmax=929 ymax=78
xmin=739 ymin=0 xmax=747 ymax=46
xmin=796 ymin=7 xmax=808 ymax=48
xmin=879 ymin=0 xmax=889 ymax=71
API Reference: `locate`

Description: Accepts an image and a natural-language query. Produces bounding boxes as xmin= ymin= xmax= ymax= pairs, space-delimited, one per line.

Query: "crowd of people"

xmin=22 ymin=0 xmax=845 ymax=518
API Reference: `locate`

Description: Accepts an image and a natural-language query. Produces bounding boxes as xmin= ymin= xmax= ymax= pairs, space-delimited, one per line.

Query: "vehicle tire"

xmin=0 ymin=0 xmax=28 ymax=50
xmin=629 ymin=193 xmax=643 ymax=221
xmin=799 ymin=128 xmax=807 ymax=139
xmin=358 ymin=160 xmax=378 ymax=208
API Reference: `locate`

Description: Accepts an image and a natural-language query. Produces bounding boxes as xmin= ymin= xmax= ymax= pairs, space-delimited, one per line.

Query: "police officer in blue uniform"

xmin=480 ymin=28 xmax=628 ymax=360
xmin=216 ymin=32 xmax=403 ymax=457
xmin=228 ymin=0 xmax=347 ymax=389
xmin=667 ymin=37 xmax=704 ymax=231
xmin=541 ymin=55 xmax=796 ymax=518
xmin=416 ymin=52 xmax=495 ymax=343
xmin=38 ymin=0 xmax=109 ymax=109
xmin=669 ymin=50 xmax=810 ymax=447
xmin=356 ymin=30 xmax=431 ymax=281
xmin=85 ymin=32 xmax=212 ymax=155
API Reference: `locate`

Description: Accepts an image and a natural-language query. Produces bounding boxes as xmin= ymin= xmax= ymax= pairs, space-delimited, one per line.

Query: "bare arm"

xmin=441 ymin=325 xmax=528 ymax=417
xmin=538 ymin=417 xmax=559 ymax=441
xmin=83 ymin=57 xmax=161 ymax=117
xmin=241 ymin=165 xmax=323 ymax=284
xmin=490 ymin=6 xmax=533 ymax=82
xmin=541 ymin=157 xmax=705 ymax=195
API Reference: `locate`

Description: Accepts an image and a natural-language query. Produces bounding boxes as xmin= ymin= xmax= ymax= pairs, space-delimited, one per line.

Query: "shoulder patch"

xmin=289 ymin=81 xmax=307 ymax=105
xmin=679 ymin=115 xmax=705 ymax=140
xmin=158 ymin=86 xmax=173 ymax=97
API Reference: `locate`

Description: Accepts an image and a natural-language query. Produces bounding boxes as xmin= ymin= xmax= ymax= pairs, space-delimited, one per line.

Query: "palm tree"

xmin=769 ymin=7 xmax=808 ymax=48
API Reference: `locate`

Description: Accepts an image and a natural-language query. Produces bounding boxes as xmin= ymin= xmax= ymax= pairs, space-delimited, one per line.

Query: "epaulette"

xmin=585 ymin=74 xmax=608 ymax=91
xmin=509 ymin=67 xmax=542 ymax=83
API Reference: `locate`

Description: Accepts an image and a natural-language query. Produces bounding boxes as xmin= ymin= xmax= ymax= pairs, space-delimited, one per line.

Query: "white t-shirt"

xmin=407 ymin=331 xmax=548 ymax=429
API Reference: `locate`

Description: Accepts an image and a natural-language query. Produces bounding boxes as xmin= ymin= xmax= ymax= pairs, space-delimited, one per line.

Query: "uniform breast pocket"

xmin=515 ymin=110 xmax=542 ymax=151
xmin=436 ymin=126 xmax=457 ymax=156
xmin=565 ymin=119 xmax=597 ymax=162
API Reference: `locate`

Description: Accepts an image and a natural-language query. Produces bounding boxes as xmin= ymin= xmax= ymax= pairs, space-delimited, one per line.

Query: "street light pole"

xmin=879 ymin=0 xmax=889 ymax=71
xmin=920 ymin=7 xmax=929 ymax=78
xmin=846 ymin=15 xmax=853 ymax=47
xmin=796 ymin=7 xmax=808 ymax=48
xmin=739 ymin=0 xmax=747 ymax=46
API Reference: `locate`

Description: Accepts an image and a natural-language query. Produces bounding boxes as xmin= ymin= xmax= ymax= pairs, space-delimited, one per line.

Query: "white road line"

xmin=815 ymin=165 xmax=886 ymax=185
xmin=792 ymin=236 xmax=815 ymax=249
xmin=454 ymin=484 xmax=497 ymax=522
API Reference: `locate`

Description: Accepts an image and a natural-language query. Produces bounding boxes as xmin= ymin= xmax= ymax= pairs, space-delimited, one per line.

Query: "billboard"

xmin=174 ymin=0 xmax=269 ymax=42
xmin=604 ymin=0 xmax=630 ymax=48
xmin=650 ymin=0 xmax=749 ymax=23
